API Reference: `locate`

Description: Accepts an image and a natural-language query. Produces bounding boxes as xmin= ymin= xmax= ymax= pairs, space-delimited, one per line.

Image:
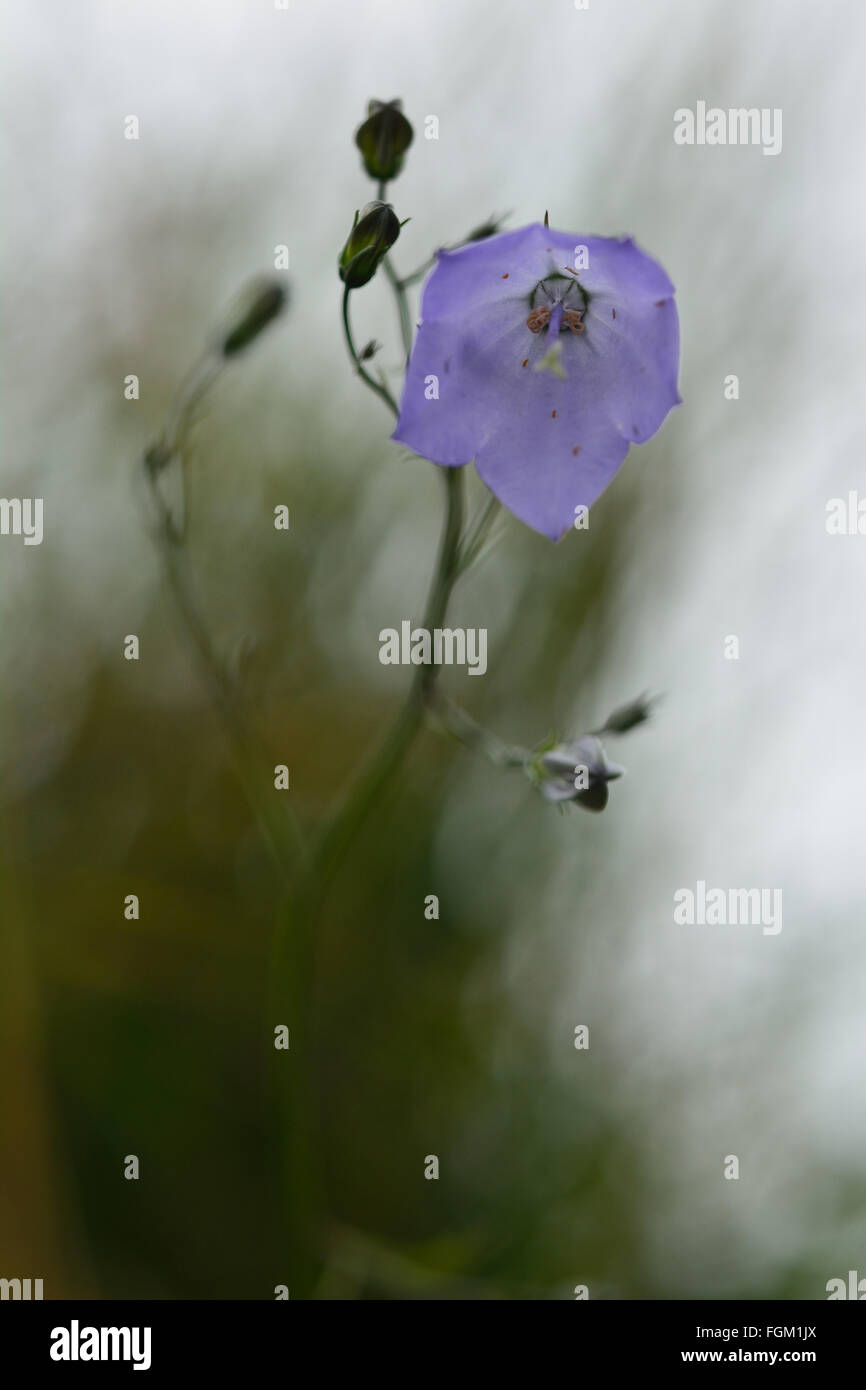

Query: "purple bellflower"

xmin=393 ymin=222 xmax=680 ymax=540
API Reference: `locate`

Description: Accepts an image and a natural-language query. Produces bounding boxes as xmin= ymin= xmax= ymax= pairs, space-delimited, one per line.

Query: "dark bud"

xmin=339 ymin=201 xmax=401 ymax=289
xmin=355 ymin=99 xmax=414 ymax=182
xmin=221 ymin=277 xmax=287 ymax=357
xmin=359 ymin=339 xmax=381 ymax=361
xmin=465 ymin=212 xmax=509 ymax=243
xmin=598 ymin=692 xmax=658 ymax=735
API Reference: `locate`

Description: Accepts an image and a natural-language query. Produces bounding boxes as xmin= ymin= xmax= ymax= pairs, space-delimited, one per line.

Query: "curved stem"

xmin=310 ymin=464 xmax=464 ymax=890
xmin=145 ymin=467 xmax=305 ymax=876
xmin=341 ymin=285 xmax=398 ymax=416
xmin=143 ymin=355 xmax=306 ymax=876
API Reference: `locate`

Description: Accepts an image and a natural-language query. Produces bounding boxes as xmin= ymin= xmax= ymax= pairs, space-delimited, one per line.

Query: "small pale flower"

xmin=538 ymin=735 xmax=624 ymax=812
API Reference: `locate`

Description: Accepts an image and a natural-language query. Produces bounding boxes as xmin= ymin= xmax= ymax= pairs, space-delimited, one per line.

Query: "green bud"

xmin=221 ymin=277 xmax=287 ymax=357
xmin=465 ymin=213 xmax=509 ymax=243
xmin=598 ymin=692 xmax=658 ymax=735
xmin=338 ymin=201 xmax=401 ymax=289
xmin=355 ymin=99 xmax=414 ymax=182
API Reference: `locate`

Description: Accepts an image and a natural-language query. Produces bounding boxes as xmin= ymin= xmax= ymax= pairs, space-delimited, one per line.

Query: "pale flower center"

xmin=526 ymin=274 xmax=588 ymax=335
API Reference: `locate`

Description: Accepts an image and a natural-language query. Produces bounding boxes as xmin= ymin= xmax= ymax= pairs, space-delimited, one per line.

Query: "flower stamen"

xmin=526 ymin=306 xmax=551 ymax=333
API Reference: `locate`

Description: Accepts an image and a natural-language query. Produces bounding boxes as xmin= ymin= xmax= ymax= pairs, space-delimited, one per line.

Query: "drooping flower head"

xmin=537 ymin=735 xmax=625 ymax=812
xmin=393 ymin=222 xmax=680 ymax=540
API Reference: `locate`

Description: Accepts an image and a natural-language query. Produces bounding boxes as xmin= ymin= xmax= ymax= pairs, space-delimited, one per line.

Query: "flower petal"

xmin=393 ymin=224 xmax=680 ymax=539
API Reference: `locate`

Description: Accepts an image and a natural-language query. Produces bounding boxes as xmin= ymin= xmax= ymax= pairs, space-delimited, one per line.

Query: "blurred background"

xmin=2 ymin=0 xmax=865 ymax=1299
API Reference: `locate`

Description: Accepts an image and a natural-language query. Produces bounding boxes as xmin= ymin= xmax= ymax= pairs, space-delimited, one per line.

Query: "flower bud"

xmin=339 ymin=201 xmax=401 ymax=289
xmin=598 ymin=692 xmax=657 ymax=735
xmin=464 ymin=213 xmax=509 ymax=243
xmin=538 ymin=735 xmax=624 ymax=812
xmin=355 ymin=99 xmax=414 ymax=182
xmin=221 ymin=278 xmax=287 ymax=357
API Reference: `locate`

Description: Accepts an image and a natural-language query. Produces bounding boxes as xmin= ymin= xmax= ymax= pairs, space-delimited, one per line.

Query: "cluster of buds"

xmin=339 ymin=100 xmax=415 ymax=290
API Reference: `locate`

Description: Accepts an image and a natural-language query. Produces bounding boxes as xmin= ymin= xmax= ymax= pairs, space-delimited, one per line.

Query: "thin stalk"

xmin=426 ymin=689 xmax=529 ymax=771
xmin=309 ymin=464 xmax=464 ymax=890
xmin=382 ymin=255 xmax=413 ymax=364
xmin=341 ymin=285 xmax=399 ymax=417
xmin=267 ymin=465 xmax=464 ymax=1297
xmin=145 ymin=466 xmax=305 ymax=876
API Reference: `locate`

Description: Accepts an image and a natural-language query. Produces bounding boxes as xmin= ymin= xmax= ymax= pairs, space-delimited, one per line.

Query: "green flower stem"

xmin=398 ymin=257 xmax=435 ymax=290
xmin=376 ymin=176 xmax=414 ymax=366
xmin=341 ymin=285 xmax=399 ymax=416
xmin=426 ymin=689 xmax=530 ymax=771
xmin=143 ymin=361 xmax=306 ymax=877
xmin=269 ymin=464 xmax=464 ymax=1297
xmin=382 ymin=255 xmax=413 ymax=364
xmin=306 ymin=463 xmax=463 ymax=898
xmin=267 ymin=868 xmax=326 ymax=1297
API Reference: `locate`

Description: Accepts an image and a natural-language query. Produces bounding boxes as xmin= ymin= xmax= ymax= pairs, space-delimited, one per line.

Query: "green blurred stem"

xmin=399 ymin=257 xmax=435 ymax=290
xmin=341 ymin=286 xmax=399 ymax=416
xmin=143 ymin=359 xmax=305 ymax=876
xmin=376 ymin=177 xmax=414 ymax=365
xmin=314 ymin=464 xmax=464 ymax=887
xmin=269 ymin=465 xmax=463 ymax=1295
xmin=382 ymin=255 xmax=413 ymax=363
xmin=426 ymin=690 xmax=529 ymax=771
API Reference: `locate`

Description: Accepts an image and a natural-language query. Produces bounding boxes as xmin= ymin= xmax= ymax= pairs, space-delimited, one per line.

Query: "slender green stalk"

xmin=398 ymin=257 xmax=436 ymax=290
xmin=268 ymin=466 xmax=463 ymax=1297
xmin=271 ymin=264 xmax=465 ymax=1296
xmin=341 ymin=285 xmax=399 ymax=416
xmin=377 ymin=176 xmax=414 ymax=366
xmin=267 ymin=868 xmax=326 ymax=1297
xmin=143 ymin=353 xmax=306 ymax=876
xmin=145 ymin=465 xmax=305 ymax=876
xmin=382 ymin=255 xmax=413 ymax=364
xmin=310 ymin=464 xmax=463 ymax=890
xmin=426 ymin=690 xmax=529 ymax=771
